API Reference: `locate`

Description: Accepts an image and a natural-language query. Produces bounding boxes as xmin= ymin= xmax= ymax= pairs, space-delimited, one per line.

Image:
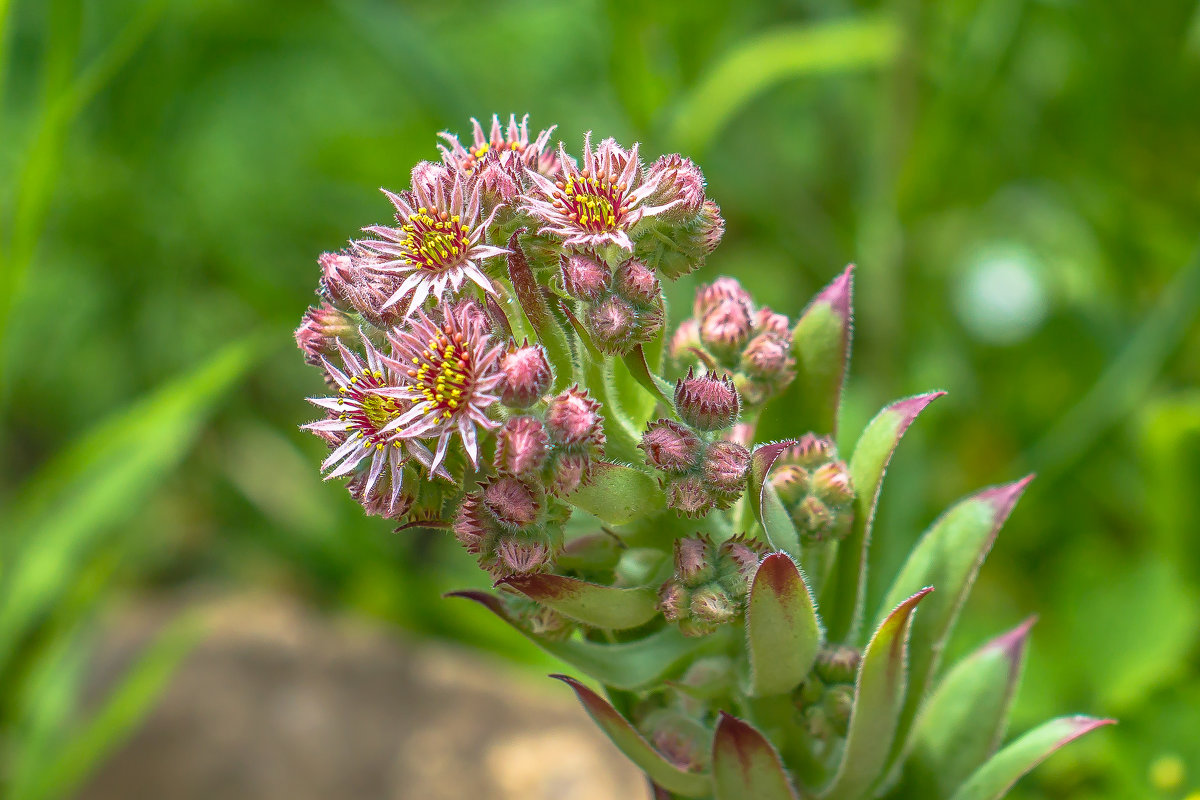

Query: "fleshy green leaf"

xmin=949 ymin=716 xmax=1115 ymax=800
xmin=821 ymin=588 xmax=932 ymax=800
xmin=823 ymin=392 xmax=944 ymax=642
xmin=565 ymin=461 xmax=666 ymax=524
xmin=500 ymin=574 xmax=658 ymax=629
xmin=789 ymin=264 xmax=854 ymax=437
xmin=506 ymin=231 xmax=573 ymax=388
xmin=712 ymin=712 xmax=800 ymax=800
xmin=623 ymin=345 xmax=674 ymax=406
xmin=901 ymin=618 xmax=1035 ymax=798
xmin=553 ymin=675 xmax=713 ymax=798
xmin=747 ymin=553 xmax=823 ymax=697
xmin=876 ymin=477 xmax=1033 ymax=774
xmin=747 ymin=440 xmax=802 ymax=556
xmin=447 ymin=590 xmax=716 ymax=690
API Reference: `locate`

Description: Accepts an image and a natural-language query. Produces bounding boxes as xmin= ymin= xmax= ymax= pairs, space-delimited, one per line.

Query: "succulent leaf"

xmin=747 ymin=553 xmax=823 ymax=696
xmin=948 ymin=716 xmax=1115 ymax=800
xmin=552 ymin=675 xmax=713 ymax=797
xmin=712 ymin=712 xmax=801 ymax=800
xmin=876 ymin=477 xmax=1033 ymax=774
xmin=447 ymin=590 xmax=715 ymax=689
xmin=500 ymin=573 xmax=659 ymax=629
xmin=748 ymin=440 xmax=803 ymax=556
xmin=900 ymin=618 xmax=1035 ymax=797
xmin=624 ymin=344 xmax=675 ymax=406
xmin=821 ymin=587 xmax=932 ymax=800
xmin=788 ymin=263 xmax=854 ymax=437
xmin=824 ymin=393 xmax=945 ymax=642
xmin=566 ymin=461 xmax=666 ymax=524
xmin=506 ymin=231 xmax=573 ymax=388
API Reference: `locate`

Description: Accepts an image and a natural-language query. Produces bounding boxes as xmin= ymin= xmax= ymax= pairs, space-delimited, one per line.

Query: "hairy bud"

xmin=546 ymin=386 xmax=605 ymax=446
xmin=295 ymin=303 xmax=354 ymax=365
xmin=694 ymin=277 xmax=752 ymax=321
xmin=665 ymin=474 xmax=716 ymax=518
xmin=698 ymin=199 xmax=725 ymax=255
xmin=453 ymin=492 xmax=558 ymax=579
xmin=499 ymin=343 xmax=553 ymax=408
xmin=658 ymin=534 xmax=764 ymax=637
xmin=482 ymin=476 xmax=541 ymax=528
xmin=702 ymin=441 xmax=751 ymax=506
xmin=613 ymin=258 xmax=661 ymax=306
xmin=700 ymin=299 xmax=754 ymax=355
xmin=641 ymin=419 xmax=703 ymax=473
xmin=771 ymin=436 xmax=856 ymax=543
xmin=674 ymin=370 xmax=740 ymax=431
xmin=646 ymin=154 xmax=707 ymax=213
xmin=494 ymin=416 xmax=550 ymax=476
xmin=561 ymin=252 xmax=611 ymax=301
xmin=674 ymin=536 xmax=713 ymax=584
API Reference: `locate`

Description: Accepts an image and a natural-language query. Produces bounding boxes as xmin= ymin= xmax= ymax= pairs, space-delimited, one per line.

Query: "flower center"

xmin=338 ymin=369 xmax=403 ymax=446
xmin=408 ymin=328 xmax=472 ymax=422
xmin=561 ymin=170 xmax=625 ymax=232
xmin=401 ymin=207 xmax=471 ymax=273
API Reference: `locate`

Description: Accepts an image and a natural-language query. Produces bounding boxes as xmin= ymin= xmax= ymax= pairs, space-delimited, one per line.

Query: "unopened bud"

xmin=646 ymin=154 xmax=707 ymax=213
xmin=499 ymin=342 xmax=553 ymax=408
xmin=494 ymin=416 xmax=550 ymax=476
xmin=613 ymin=258 xmax=661 ymax=306
xmin=665 ymin=474 xmax=715 ymax=518
xmin=675 ymin=370 xmax=740 ymax=431
xmin=561 ymin=252 xmax=611 ymax=301
xmin=483 ymin=476 xmax=541 ymax=528
xmin=694 ymin=277 xmax=751 ymax=320
xmin=658 ymin=581 xmax=691 ymax=622
xmin=785 ymin=433 xmax=835 ymax=468
xmin=496 ymin=537 xmax=551 ymax=575
xmin=587 ymin=295 xmax=637 ymax=354
xmin=546 ymin=451 xmax=590 ymax=496
xmin=318 ymin=251 xmax=356 ymax=304
xmin=813 ymin=462 xmax=855 ymax=505
xmin=700 ymin=299 xmax=753 ymax=355
xmin=545 ymin=386 xmax=605 ymax=446
xmin=701 ymin=441 xmax=750 ymax=506
xmin=690 ymin=585 xmax=735 ymax=626
xmin=295 ymin=303 xmax=354 ymax=364
xmin=673 ymin=536 xmax=713 ymax=584
xmin=641 ymin=419 xmax=703 ymax=473
xmin=824 ymin=685 xmax=854 ymax=736
xmin=717 ymin=536 xmax=762 ymax=588
xmin=816 ymin=645 xmax=862 ymax=684
xmin=754 ymin=307 xmax=790 ymax=338
xmin=741 ymin=331 xmax=793 ymax=378
xmin=699 ymin=199 xmax=725 ymax=255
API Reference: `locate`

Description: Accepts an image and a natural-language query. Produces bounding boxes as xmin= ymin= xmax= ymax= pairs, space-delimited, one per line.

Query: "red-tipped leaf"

xmin=747 ymin=553 xmax=823 ymax=696
xmin=712 ymin=712 xmax=800 ymax=800
xmin=748 ymin=440 xmax=802 ymax=556
xmin=500 ymin=573 xmax=658 ymax=629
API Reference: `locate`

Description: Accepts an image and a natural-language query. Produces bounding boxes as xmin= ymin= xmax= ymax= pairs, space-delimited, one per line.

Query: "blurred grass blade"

xmin=0 ymin=337 xmax=260 ymax=671
xmin=14 ymin=614 xmax=202 ymax=800
xmin=668 ymin=17 xmax=900 ymax=153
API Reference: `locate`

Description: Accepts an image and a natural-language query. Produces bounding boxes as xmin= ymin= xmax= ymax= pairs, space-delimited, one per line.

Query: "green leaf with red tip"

xmin=447 ymin=590 xmax=713 ymax=690
xmin=506 ymin=231 xmax=573 ymax=388
xmin=500 ymin=574 xmax=658 ymax=629
xmin=552 ymin=675 xmax=713 ymax=797
xmin=565 ymin=461 xmax=665 ymax=524
xmin=712 ymin=712 xmax=800 ymax=800
xmin=747 ymin=553 xmax=823 ymax=696
xmin=900 ymin=618 xmax=1035 ymax=798
xmin=623 ymin=344 xmax=674 ymax=406
xmin=876 ymin=476 xmax=1034 ymax=775
xmin=823 ymin=392 xmax=945 ymax=642
xmin=949 ymin=716 xmax=1115 ymax=800
xmin=821 ymin=588 xmax=932 ymax=800
xmin=747 ymin=440 xmax=802 ymax=556
xmin=790 ymin=264 xmax=854 ymax=437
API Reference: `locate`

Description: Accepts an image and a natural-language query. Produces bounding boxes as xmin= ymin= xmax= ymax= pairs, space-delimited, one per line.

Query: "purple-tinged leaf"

xmin=748 ymin=553 xmax=823 ymax=696
xmin=747 ymin=440 xmax=802 ymax=556
xmin=899 ymin=618 xmax=1035 ymax=797
xmin=823 ymin=392 xmax=944 ymax=643
xmin=821 ymin=588 xmax=932 ymax=800
xmin=553 ymin=675 xmax=713 ymax=798
xmin=447 ymin=590 xmax=715 ymax=690
xmin=565 ymin=461 xmax=665 ymax=524
xmin=790 ymin=263 xmax=854 ymax=437
xmin=712 ymin=712 xmax=800 ymax=800
xmin=484 ymin=294 xmax=514 ymax=339
xmin=949 ymin=716 xmax=1115 ymax=800
xmin=500 ymin=574 xmax=658 ymax=629
xmin=506 ymin=230 xmax=572 ymax=387
xmin=877 ymin=476 xmax=1034 ymax=775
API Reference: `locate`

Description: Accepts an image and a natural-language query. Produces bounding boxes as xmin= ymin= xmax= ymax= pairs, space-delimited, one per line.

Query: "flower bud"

xmin=785 ymin=433 xmax=835 ymax=468
xmin=453 ymin=492 xmax=557 ymax=579
xmin=496 ymin=538 xmax=552 ymax=575
xmin=674 ymin=370 xmax=740 ymax=431
xmin=545 ymin=451 xmax=589 ymax=496
xmin=694 ymin=277 xmax=751 ymax=320
xmin=700 ymin=299 xmax=753 ymax=355
xmin=665 ymin=474 xmax=715 ymax=518
xmin=718 ymin=536 xmax=761 ymax=592
xmin=561 ymin=252 xmax=611 ymax=301
xmin=658 ymin=581 xmax=691 ymax=622
xmin=673 ymin=536 xmax=713 ymax=584
xmin=318 ymin=251 xmax=356 ymax=304
xmin=813 ymin=462 xmax=855 ymax=506
xmin=740 ymin=331 xmax=793 ymax=378
xmin=770 ymin=439 xmax=856 ymax=544
xmin=545 ymin=386 xmax=605 ymax=446
xmin=640 ymin=419 xmax=703 ymax=473
xmin=754 ymin=307 xmax=790 ymax=338
xmin=815 ymin=645 xmax=862 ymax=685
xmin=586 ymin=295 xmax=637 ymax=354
xmin=482 ymin=475 xmax=542 ymax=529
xmin=690 ymin=585 xmax=735 ymax=626
xmin=823 ymin=684 xmax=854 ymax=737
xmin=494 ymin=416 xmax=550 ymax=476
xmin=499 ymin=342 xmax=553 ymax=408
xmin=295 ymin=303 xmax=354 ymax=365
xmin=699 ymin=199 xmax=725 ymax=255
xmin=701 ymin=441 xmax=750 ymax=507
xmin=645 ymin=154 xmax=707 ymax=213
xmin=613 ymin=258 xmax=661 ymax=306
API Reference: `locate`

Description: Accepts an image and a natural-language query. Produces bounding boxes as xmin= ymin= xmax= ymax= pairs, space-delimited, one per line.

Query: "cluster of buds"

xmin=640 ymin=371 xmax=749 ymax=517
xmin=658 ymin=535 xmax=763 ymax=637
xmin=297 ymin=117 xmax=1106 ymax=800
xmin=671 ymin=276 xmax=796 ymax=406
xmin=770 ymin=433 xmax=857 ymax=544
xmin=560 ymin=252 xmax=664 ymax=354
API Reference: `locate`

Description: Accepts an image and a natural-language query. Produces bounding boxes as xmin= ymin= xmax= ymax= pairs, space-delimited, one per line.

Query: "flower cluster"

xmin=296 ymin=117 xmax=1106 ymax=799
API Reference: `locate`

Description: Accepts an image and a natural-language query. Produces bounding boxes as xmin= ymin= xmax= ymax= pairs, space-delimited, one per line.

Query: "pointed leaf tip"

xmin=500 ymin=573 xmax=658 ymax=629
xmin=889 ymin=390 xmax=947 ymax=420
xmin=815 ymin=263 xmax=854 ymax=318
xmin=713 ymin=713 xmax=800 ymax=800
xmin=748 ymin=553 xmax=823 ymax=696
xmin=985 ymin=616 xmax=1037 ymax=666
xmin=977 ymin=474 xmax=1035 ymax=521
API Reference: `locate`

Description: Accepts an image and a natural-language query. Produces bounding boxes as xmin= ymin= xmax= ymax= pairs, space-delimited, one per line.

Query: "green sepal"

xmin=821 ymin=588 xmax=932 ymax=800
xmin=747 ymin=553 xmax=823 ymax=697
xmin=552 ymin=675 xmax=713 ymax=797
xmin=505 ymin=230 xmax=573 ymax=389
xmin=876 ymin=476 xmax=1033 ymax=775
xmin=747 ymin=440 xmax=802 ymax=556
xmin=823 ymin=392 xmax=945 ymax=643
xmin=900 ymin=618 xmax=1035 ymax=798
xmin=447 ymin=590 xmax=717 ymax=690
xmin=500 ymin=573 xmax=658 ymax=629
xmin=712 ymin=712 xmax=801 ymax=800
xmin=948 ymin=716 xmax=1115 ymax=800
xmin=565 ymin=461 xmax=666 ymax=524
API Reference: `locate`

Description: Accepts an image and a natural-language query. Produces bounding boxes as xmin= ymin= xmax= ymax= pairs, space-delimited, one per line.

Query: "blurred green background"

xmin=1 ymin=0 xmax=1198 ymax=797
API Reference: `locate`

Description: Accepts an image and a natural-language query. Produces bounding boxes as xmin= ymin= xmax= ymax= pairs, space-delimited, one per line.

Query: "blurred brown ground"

xmin=77 ymin=594 xmax=645 ymax=800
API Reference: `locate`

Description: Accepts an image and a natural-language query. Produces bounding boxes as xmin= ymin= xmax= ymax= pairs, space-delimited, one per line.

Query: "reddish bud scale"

xmin=612 ymin=258 xmax=661 ymax=306
xmin=295 ymin=303 xmax=354 ymax=366
xmin=771 ymin=435 xmax=856 ymax=543
xmin=499 ymin=343 xmax=553 ymax=408
xmin=494 ymin=416 xmax=550 ymax=476
xmin=641 ymin=419 xmax=704 ymax=473
xmin=452 ymin=490 xmax=557 ymax=579
xmin=674 ymin=370 xmax=741 ymax=432
xmin=701 ymin=441 xmax=751 ymax=503
xmin=560 ymin=252 xmax=611 ymax=301
xmin=657 ymin=534 xmax=765 ymax=637
xmin=545 ymin=386 xmax=605 ymax=446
